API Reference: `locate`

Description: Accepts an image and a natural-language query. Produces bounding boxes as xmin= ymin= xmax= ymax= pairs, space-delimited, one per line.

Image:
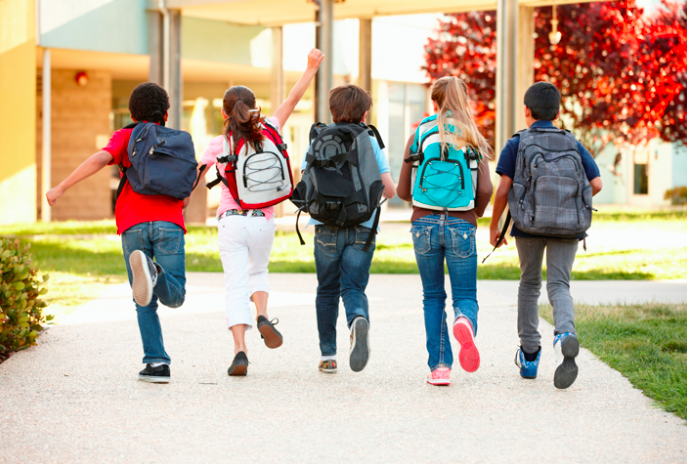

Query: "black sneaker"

xmin=138 ymin=364 xmax=170 ymax=383
xmin=257 ymin=316 xmax=283 ymax=349
xmin=130 ymin=250 xmax=158 ymax=307
xmin=228 ymin=351 xmax=249 ymax=376
xmin=349 ymin=316 xmax=370 ymax=372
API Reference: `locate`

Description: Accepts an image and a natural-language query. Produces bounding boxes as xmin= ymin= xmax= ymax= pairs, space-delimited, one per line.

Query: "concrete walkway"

xmin=1 ymin=273 xmax=685 ymax=463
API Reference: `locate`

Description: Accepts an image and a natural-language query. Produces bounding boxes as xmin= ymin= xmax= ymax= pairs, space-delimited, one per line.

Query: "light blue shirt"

xmin=301 ymin=135 xmax=389 ymax=229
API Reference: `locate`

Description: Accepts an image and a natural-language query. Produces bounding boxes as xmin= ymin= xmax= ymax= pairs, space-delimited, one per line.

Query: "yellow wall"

xmin=0 ymin=0 xmax=37 ymax=225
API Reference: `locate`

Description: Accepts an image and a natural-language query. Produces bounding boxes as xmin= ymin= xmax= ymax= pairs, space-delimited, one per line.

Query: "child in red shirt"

xmin=47 ymin=83 xmax=188 ymax=383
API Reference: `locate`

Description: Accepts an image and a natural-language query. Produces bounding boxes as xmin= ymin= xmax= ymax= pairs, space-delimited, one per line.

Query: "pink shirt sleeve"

xmin=201 ymin=136 xmax=224 ymax=167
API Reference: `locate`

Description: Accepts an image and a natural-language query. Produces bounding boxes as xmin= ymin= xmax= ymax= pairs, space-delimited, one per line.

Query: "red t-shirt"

xmin=103 ymin=125 xmax=186 ymax=235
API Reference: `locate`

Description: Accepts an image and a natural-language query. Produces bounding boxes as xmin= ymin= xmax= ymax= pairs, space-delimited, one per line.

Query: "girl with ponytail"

xmin=199 ymin=49 xmax=324 ymax=376
xmin=396 ymin=76 xmax=494 ymax=386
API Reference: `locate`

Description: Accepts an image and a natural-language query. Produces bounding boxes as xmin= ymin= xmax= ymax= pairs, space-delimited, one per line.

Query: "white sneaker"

xmin=129 ymin=250 xmax=158 ymax=307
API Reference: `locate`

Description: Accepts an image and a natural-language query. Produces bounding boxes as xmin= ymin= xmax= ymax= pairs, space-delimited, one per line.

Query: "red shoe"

xmin=453 ymin=317 xmax=480 ymax=373
xmin=426 ymin=366 xmax=451 ymax=386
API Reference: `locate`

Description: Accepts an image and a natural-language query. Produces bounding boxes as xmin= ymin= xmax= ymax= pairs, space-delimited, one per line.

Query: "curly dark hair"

xmin=129 ymin=82 xmax=170 ymax=125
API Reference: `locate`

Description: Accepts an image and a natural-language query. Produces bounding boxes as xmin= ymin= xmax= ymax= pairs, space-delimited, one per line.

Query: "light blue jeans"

xmin=121 ymin=221 xmax=186 ymax=365
xmin=411 ymin=215 xmax=478 ymax=370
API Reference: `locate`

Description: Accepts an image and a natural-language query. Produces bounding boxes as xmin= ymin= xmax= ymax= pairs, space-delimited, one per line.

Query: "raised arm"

xmin=46 ymin=150 xmax=114 ymax=206
xmin=271 ymin=49 xmax=324 ymax=129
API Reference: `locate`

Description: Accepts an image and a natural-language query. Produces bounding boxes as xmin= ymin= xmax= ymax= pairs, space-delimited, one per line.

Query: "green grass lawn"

xmin=1 ymin=209 xmax=684 ymax=319
xmin=540 ymin=302 xmax=687 ymax=420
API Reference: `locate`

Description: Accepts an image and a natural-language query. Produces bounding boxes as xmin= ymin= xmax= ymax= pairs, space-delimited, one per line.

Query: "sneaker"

xmin=318 ymin=359 xmax=338 ymax=374
xmin=138 ymin=363 xmax=170 ymax=383
xmin=453 ymin=317 xmax=480 ymax=373
xmin=427 ymin=366 xmax=451 ymax=386
xmin=257 ymin=316 xmax=283 ymax=349
xmin=129 ymin=250 xmax=158 ymax=307
xmin=553 ymin=332 xmax=579 ymax=389
xmin=515 ymin=346 xmax=541 ymax=379
xmin=349 ymin=316 xmax=370 ymax=372
xmin=228 ymin=351 xmax=249 ymax=376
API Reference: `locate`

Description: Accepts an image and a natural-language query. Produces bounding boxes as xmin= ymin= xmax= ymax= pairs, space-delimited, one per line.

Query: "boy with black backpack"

xmin=489 ymin=82 xmax=602 ymax=389
xmin=292 ymin=84 xmax=396 ymax=374
xmin=47 ymin=82 xmax=197 ymax=383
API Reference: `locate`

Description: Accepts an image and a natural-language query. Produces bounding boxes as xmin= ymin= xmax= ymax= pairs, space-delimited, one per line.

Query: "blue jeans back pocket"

xmin=122 ymin=229 xmax=143 ymax=256
xmin=315 ymin=226 xmax=338 ymax=255
xmin=448 ymin=226 xmax=475 ymax=258
xmin=158 ymin=228 xmax=183 ymax=254
xmin=410 ymin=225 xmax=432 ymax=255
xmin=354 ymin=227 xmax=375 ymax=252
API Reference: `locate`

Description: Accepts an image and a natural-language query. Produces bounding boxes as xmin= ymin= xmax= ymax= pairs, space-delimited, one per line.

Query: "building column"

xmin=148 ymin=5 xmax=182 ymax=129
xmin=271 ymin=26 xmax=285 ymax=116
xmin=317 ymin=0 xmax=334 ymax=124
xmin=148 ymin=10 xmax=163 ymax=84
xmin=358 ymin=18 xmax=372 ymax=122
xmin=495 ymin=0 xmax=519 ymax=153
xmin=41 ymin=49 xmax=51 ymax=222
xmin=516 ymin=6 xmax=534 ymax=132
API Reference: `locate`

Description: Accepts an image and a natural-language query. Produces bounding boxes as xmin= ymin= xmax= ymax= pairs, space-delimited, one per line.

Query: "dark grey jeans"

xmin=515 ymin=237 xmax=578 ymax=353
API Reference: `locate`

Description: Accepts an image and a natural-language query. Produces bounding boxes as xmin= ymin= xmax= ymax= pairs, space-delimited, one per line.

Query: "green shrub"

xmin=0 ymin=238 xmax=51 ymax=354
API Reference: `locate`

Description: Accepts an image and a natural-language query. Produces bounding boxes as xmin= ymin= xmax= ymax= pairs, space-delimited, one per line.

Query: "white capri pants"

xmin=218 ymin=215 xmax=276 ymax=329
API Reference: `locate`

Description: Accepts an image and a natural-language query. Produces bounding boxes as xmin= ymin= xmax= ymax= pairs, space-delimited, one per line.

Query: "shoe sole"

xmin=427 ymin=378 xmax=451 ymax=386
xmin=319 ymin=368 xmax=338 ymax=374
xmin=349 ymin=318 xmax=369 ymax=373
xmin=138 ymin=375 xmax=170 ymax=383
xmin=554 ymin=336 xmax=580 ymax=389
xmin=258 ymin=323 xmax=283 ymax=349
xmin=453 ymin=320 xmax=480 ymax=373
xmin=130 ymin=250 xmax=153 ymax=307
xmin=228 ymin=363 xmax=248 ymax=376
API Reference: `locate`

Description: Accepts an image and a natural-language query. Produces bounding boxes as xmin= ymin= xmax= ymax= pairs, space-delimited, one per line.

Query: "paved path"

xmin=1 ymin=273 xmax=685 ymax=464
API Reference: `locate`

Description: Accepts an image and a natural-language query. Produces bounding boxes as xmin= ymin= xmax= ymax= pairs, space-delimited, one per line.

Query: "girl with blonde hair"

xmin=397 ymin=76 xmax=493 ymax=386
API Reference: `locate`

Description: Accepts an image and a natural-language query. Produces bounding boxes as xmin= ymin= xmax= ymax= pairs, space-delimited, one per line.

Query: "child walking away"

xmin=397 ymin=76 xmax=493 ymax=386
xmin=489 ymin=82 xmax=603 ymax=389
xmin=291 ymin=84 xmax=396 ymax=374
xmin=46 ymin=83 xmax=198 ymax=383
xmin=200 ymin=49 xmax=324 ymax=377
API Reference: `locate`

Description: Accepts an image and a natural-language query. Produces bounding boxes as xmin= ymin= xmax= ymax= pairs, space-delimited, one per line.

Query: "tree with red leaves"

xmin=422 ymin=0 xmax=687 ymax=154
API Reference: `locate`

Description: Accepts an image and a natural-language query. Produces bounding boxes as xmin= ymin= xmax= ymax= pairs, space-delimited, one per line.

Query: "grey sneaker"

xmin=553 ymin=333 xmax=579 ymax=389
xmin=349 ymin=316 xmax=370 ymax=372
xmin=129 ymin=250 xmax=158 ymax=307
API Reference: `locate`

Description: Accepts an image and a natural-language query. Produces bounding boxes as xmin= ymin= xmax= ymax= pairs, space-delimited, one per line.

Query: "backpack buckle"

xmin=217 ymin=155 xmax=238 ymax=164
xmin=325 ymin=201 xmax=341 ymax=210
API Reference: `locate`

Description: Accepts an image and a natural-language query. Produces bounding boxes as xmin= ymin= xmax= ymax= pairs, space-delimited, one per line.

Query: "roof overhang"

xmin=161 ymin=0 xmax=600 ymax=26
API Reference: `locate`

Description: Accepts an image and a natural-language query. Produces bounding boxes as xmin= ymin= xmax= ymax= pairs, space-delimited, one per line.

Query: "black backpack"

xmin=116 ymin=122 xmax=199 ymax=201
xmin=290 ymin=122 xmax=386 ymax=251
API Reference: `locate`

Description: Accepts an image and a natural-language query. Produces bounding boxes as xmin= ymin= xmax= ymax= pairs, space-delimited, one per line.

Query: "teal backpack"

xmin=404 ymin=114 xmax=480 ymax=211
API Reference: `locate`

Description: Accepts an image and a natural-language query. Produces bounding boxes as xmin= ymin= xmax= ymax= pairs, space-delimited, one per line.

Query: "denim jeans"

xmin=121 ymin=221 xmax=187 ymax=365
xmin=411 ymin=215 xmax=478 ymax=370
xmin=314 ymin=225 xmax=376 ymax=357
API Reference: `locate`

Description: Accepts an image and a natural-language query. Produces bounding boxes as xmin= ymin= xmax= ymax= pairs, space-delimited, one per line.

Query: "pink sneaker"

xmin=426 ymin=367 xmax=451 ymax=386
xmin=453 ymin=317 xmax=480 ymax=373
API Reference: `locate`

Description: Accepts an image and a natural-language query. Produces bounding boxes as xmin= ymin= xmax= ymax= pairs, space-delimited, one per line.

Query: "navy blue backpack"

xmin=116 ymin=122 xmax=199 ymax=200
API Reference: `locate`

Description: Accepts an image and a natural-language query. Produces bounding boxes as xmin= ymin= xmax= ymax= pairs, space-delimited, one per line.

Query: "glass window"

xmin=634 ymin=163 xmax=648 ymax=195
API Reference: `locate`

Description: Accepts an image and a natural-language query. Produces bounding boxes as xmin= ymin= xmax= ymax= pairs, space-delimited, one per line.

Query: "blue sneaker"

xmin=553 ymin=332 xmax=579 ymax=389
xmin=515 ymin=347 xmax=540 ymax=379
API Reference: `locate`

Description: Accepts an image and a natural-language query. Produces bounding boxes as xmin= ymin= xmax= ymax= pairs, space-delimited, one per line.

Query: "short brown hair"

xmin=329 ymin=84 xmax=372 ymax=124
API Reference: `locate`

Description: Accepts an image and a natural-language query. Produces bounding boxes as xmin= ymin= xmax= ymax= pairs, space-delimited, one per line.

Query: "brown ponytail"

xmin=223 ymin=86 xmax=265 ymax=149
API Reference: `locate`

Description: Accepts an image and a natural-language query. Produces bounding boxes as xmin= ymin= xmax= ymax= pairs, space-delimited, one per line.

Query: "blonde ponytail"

xmin=431 ymin=76 xmax=493 ymax=159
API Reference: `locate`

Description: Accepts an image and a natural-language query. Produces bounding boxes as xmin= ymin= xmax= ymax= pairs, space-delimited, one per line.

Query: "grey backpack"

xmin=508 ymin=127 xmax=594 ymax=238
xmin=290 ymin=122 xmax=385 ymax=251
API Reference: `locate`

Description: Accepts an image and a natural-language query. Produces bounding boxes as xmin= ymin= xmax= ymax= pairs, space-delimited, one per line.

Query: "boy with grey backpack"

xmin=292 ymin=84 xmax=396 ymax=374
xmin=489 ymin=82 xmax=603 ymax=389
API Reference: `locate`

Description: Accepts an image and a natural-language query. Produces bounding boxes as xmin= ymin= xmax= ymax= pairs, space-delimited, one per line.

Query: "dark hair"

xmin=223 ymin=86 xmax=264 ymax=148
xmin=329 ymin=84 xmax=372 ymax=124
xmin=524 ymin=82 xmax=561 ymax=121
xmin=129 ymin=82 xmax=170 ymax=125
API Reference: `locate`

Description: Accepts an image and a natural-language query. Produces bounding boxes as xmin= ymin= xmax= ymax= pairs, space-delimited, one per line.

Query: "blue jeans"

xmin=411 ymin=215 xmax=478 ymax=370
xmin=121 ymin=221 xmax=187 ymax=365
xmin=314 ymin=225 xmax=375 ymax=357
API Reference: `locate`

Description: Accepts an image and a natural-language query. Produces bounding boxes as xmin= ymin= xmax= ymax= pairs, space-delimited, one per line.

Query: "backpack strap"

xmin=309 ymin=122 xmax=328 ymax=144
xmin=115 ymin=122 xmax=144 ymax=202
xmin=361 ymin=198 xmax=387 ymax=252
xmin=363 ymin=124 xmax=385 ymax=150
